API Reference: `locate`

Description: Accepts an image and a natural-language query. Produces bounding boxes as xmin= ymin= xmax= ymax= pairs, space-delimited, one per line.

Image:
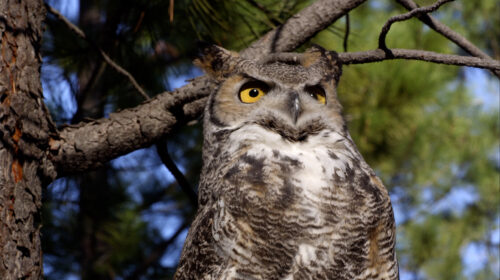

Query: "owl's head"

xmin=196 ymin=45 xmax=344 ymax=142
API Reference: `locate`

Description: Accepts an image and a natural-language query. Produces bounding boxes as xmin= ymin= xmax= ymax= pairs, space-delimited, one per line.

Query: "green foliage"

xmin=186 ymin=0 xmax=307 ymax=49
xmin=327 ymin=2 xmax=499 ymax=279
xmin=41 ymin=0 xmax=499 ymax=279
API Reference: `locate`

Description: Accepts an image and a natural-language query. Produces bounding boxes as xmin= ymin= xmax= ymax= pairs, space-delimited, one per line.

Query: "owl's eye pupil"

xmin=305 ymin=85 xmax=326 ymax=105
xmin=239 ymin=81 xmax=268 ymax=103
xmin=249 ymin=89 xmax=259 ymax=97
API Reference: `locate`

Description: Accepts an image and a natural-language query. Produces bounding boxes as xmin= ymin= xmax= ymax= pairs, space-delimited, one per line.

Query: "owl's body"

xmin=175 ymin=46 xmax=398 ymax=280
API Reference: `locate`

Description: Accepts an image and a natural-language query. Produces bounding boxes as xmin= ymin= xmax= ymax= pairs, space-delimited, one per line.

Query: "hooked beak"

xmin=288 ymin=92 xmax=301 ymax=124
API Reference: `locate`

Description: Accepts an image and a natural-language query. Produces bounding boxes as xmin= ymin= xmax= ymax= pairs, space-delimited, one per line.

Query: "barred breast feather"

xmin=176 ymin=125 xmax=398 ymax=280
xmin=174 ymin=45 xmax=398 ymax=280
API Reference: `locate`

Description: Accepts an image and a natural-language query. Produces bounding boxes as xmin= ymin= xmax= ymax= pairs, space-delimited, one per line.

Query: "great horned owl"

xmin=174 ymin=45 xmax=398 ymax=280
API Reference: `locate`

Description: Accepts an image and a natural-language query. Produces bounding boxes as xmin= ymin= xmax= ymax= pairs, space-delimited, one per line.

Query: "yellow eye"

xmin=314 ymin=93 xmax=326 ymax=105
xmin=239 ymin=81 xmax=268 ymax=103
xmin=305 ymin=85 xmax=326 ymax=105
xmin=239 ymin=88 xmax=265 ymax=103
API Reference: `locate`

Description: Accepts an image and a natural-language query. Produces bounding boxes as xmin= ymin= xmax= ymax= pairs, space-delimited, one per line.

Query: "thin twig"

xmin=156 ymin=139 xmax=198 ymax=209
xmin=45 ymin=3 xmax=150 ymax=100
xmin=97 ymin=49 xmax=149 ymax=100
xmin=339 ymin=48 xmax=500 ymax=70
xmin=46 ymin=3 xmax=198 ymax=210
xmin=343 ymin=13 xmax=350 ymax=52
xmin=169 ymin=0 xmax=174 ymax=22
xmin=378 ymin=0 xmax=454 ymax=50
xmin=396 ymin=0 xmax=500 ymax=78
xmin=45 ymin=3 xmax=85 ymax=38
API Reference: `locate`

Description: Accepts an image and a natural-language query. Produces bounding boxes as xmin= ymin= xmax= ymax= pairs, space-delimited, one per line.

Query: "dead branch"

xmin=339 ymin=48 xmax=500 ymax=70
xmin=379 ymin=0 xmax=454 ymax=50
xmin=395 ymin=0 xmax=500 ymax=78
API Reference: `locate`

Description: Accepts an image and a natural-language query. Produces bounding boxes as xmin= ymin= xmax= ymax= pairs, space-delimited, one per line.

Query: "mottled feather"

xmin=175 ymin=45 xmax=398 ymax=280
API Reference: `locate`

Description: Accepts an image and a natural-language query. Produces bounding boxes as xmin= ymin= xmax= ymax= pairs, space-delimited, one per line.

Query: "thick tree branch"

xmin=240 ymin=0 xmax=367 ymax=58
xmin=49 ymin=78 xmax=212 ymax=176
xmin=339 ymin=48 xmax=500 ymax=70
xmin=47 ymin=3 xmax=199 ymax=198
xmin=396 ymin=0 xmax=500 ymax=78
xmin=50 ymin=0 xmax=368 ymax=176
xmin=379 ymin=0 xmax=454 ymax=50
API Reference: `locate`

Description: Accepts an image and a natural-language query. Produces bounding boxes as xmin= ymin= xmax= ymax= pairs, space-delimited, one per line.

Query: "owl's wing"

xmin=365 ymin=175 xmax=399 ymax=280
xmin=174 ymin=207 xmax=223 ymax=280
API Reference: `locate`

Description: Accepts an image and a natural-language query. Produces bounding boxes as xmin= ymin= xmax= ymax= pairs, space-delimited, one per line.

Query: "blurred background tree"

xmin=41 ymin=0 xmax=499 ymax=279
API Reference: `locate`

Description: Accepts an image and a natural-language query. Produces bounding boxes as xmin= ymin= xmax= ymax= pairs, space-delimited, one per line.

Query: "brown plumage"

xmin=175 ymin=45 xmax=399 ymax=280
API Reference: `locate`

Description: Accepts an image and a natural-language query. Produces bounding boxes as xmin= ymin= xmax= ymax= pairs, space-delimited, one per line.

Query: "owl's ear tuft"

xmin=194 ymin=43 xmax=239 ymax=80
xmin=301 ymin=44 xmax=330 ymax=67
xmin=303 ymin=45 xmax=342 ymax=84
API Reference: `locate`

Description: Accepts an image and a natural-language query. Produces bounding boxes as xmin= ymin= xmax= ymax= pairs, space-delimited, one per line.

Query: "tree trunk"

xmin=0 ymin=0 xmax=53 ymax=279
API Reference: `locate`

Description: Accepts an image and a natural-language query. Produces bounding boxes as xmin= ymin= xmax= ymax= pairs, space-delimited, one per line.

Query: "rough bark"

xmin=240 ymin=0 xmax=367 ymax=58
xmin=49 ymin=0 xmax=368 ymax=176
xmin=50 ymin=79 xmax=211 ymax=176
xmin=0 ymin=0 xmax=55 ymax=279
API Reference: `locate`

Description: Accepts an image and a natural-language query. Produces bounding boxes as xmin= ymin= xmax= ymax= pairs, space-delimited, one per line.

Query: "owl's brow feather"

xmin=238 ymin=73 xmax=274 ymax=86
